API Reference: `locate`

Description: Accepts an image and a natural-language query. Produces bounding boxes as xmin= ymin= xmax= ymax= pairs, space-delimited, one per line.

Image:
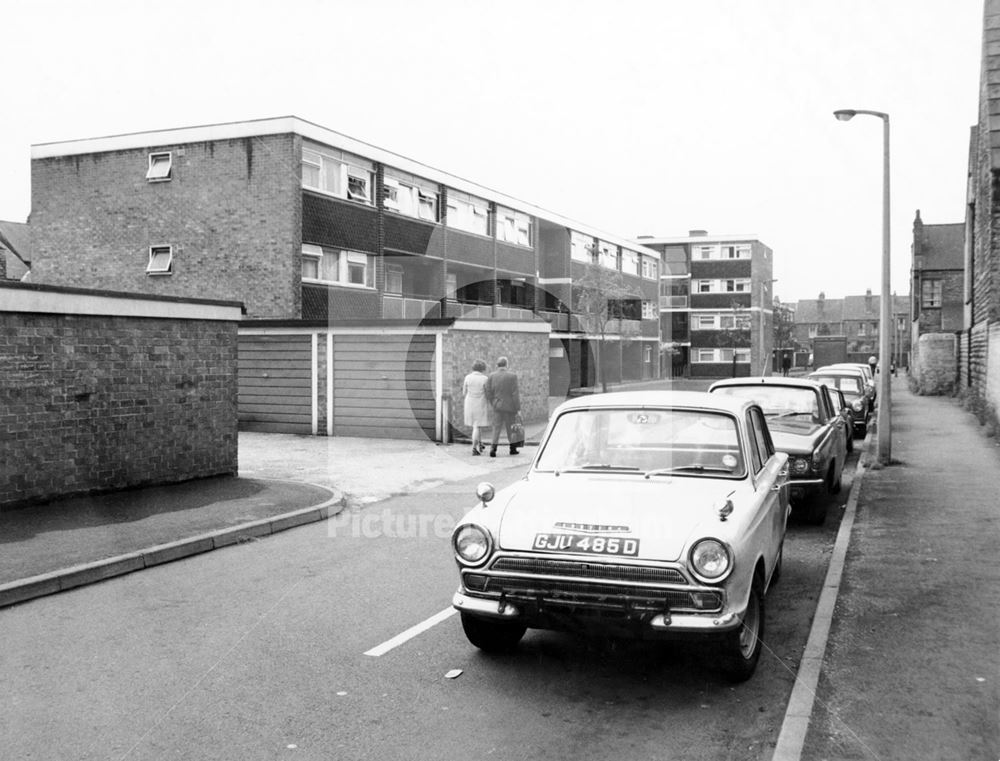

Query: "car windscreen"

xmin=711 ymin=385 xmax=820 ymax=421
xmin=535 ymin=407 xmax=746 ymax=478
xmin=810 ymin=375 xmax=862 ymax=395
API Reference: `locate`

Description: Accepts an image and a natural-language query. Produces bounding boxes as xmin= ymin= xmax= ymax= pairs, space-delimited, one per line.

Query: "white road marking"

xmin=364 ymin=607 xmax=457 ymax=657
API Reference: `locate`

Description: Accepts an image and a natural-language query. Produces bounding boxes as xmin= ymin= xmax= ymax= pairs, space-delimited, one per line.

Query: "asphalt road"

xmin=0 ymin=452 xmax=857 ymax=761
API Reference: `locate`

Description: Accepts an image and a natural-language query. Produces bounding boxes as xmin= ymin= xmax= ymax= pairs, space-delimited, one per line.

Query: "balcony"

xmin=382 ymin=295 xmax=442 ymax=320
xmin=660 ymin=295 xmax=689 ymax=309
xmin=443 ymin=299 xmax=535 ymax=321
xmin=537 ymin=310 xmax=571 ymax=332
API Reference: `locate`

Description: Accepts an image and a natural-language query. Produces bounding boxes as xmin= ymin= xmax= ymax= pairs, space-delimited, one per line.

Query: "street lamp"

xmin=760 ymin=278 xmax=778 ymax=376
xmin=834 ymin=108 xmax=892 ymax=464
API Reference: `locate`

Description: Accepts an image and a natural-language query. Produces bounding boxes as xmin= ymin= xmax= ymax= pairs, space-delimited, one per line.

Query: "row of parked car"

xmin=448 ymin=364 xmax=877 ymax=682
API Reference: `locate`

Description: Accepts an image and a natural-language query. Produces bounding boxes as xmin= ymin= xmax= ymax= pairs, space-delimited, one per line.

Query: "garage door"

xmin=238 ymin=334 xmax=313 ymax=434
xmin=333 ymin=334 xmax=436 ymax=439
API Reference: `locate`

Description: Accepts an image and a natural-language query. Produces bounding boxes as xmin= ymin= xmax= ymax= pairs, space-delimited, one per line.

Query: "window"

xmin=597 ymin=241 xmax=618 ymax=269
xmin=644 ymin=345 xmax=652 ymax=362
xmin=641 ymin=300 xmax=657 ymax=319
xmin=447 ymin=192 xmax=490 ymax=235
xmin=382 ymin=178 xmax=412 ymax=215
xmin=384 ymin=174 xmax=439 ymax=222
xmin=746 ymin=413 xmax=763 ymax=474
xmin=622 ymin=250 xmax=640 ymax=276
xmin=692 ymin=348 xmax=750 ymax=363
xmin=571 ymin=232 xmax=594 ymax=263
xmin=495 ymin=208 xmax=533 ymax=247
xmin=922 ymin=279 xmax=942 ymax=308
xmin=301 ymin=245 xmax=374 ymax=288
xmin=418 ymin=190 xmax=438 ymax=221
xmin=385 ymin=264 xmax=403 ymax=295
xmin=694 ymin=314 xmax=717 ymax=330
xmin=146 ymin=245 xmax=173 ymax=275
xmin=693 ymin=243 xmax=751 ymax=260
xmin=641 ymin=256 xmax=658 ymax=280
xmin=301 ymin=146 xmax=374 ymax=205
xmin=347 ymin=172 xmax=370 ymax=202
xmin=146 ymin=152 xmax=172 ymax=182
xmin=808 ymin=326 xmax=818 ymax=338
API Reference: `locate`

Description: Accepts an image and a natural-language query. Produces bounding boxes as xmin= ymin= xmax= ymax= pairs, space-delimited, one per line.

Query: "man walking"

xmin=485 ymin=356 xmax=521 ymax=457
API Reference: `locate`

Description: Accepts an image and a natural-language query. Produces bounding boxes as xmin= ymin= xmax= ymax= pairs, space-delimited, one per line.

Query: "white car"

xmin=450 ymin=391 xmax=790 ymax=682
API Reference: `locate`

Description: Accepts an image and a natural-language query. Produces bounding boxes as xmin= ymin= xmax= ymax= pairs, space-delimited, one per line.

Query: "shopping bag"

xmin=510 ymin=413 xmax=525 ymax=446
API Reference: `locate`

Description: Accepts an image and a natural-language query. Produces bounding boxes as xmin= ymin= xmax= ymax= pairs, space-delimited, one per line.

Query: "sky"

xmin=0 ymin=0 xmax=984 ymax=303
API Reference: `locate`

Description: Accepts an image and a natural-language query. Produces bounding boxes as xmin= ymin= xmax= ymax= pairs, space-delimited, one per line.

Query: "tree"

xmin=573 ymin=258 xmax=642 ymax=392
xmin=715 ymin=300 xmax=751 ymax=378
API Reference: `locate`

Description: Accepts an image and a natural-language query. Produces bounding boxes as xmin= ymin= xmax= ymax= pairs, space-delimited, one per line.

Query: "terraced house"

xmin=25 ymin=117 xmax=662 ymax=438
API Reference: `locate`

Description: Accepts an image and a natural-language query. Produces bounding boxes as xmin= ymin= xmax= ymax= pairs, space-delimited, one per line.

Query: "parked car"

xmin=450 ymin=390 xmax=790 ymax=682
xmin=817 ymin=363 xmax=876 ymax=404
xmin=709 ymin=377 xmax=847 ymax=525
xmin=809 ymin=369 xmax=872 ymax=437
xmin=824 ymin=385 xmax=854 ymax=454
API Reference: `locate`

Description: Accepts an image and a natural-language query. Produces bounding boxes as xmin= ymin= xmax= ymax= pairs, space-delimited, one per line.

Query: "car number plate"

xmin=532 ymin=533 xmax=639 ymax=556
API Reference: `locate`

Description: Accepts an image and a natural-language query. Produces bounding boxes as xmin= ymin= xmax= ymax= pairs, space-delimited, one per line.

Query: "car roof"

xmin=553 ymin=390 xmax=755 ymax=417
xmin=709 ymin=376 xmax=828 ymax=393
xmin=813 ymin=366 xmax=865 ymax=376
xmin=823 ymin=363 xmax=870 ymax=372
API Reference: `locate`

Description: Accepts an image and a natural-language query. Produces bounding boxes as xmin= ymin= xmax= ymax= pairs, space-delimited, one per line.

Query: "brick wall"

xmin=30 ymin=134 xmax=300 ymax=319
xmin=1 ymin=283 xmax=241 ymax=508
xmin=443 ymin=321 xmax=550 ymax=440
xmin=913 ymin=333 xmax=957 ymax=395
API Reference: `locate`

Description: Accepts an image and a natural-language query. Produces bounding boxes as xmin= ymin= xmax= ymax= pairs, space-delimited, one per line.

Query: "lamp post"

xmin=834 ymin=108 xmax=891 ymax=464
xmin=760 ymin=278 xmax=778 ymax=376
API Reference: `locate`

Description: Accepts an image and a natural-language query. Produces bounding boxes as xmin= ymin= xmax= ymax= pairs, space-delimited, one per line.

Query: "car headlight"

xmin=689 ymin=538 xmax=733 ymax=583
xmin=453 ymin=524 xmax=492 ymax=566
xmin=790 ymin=456 xmax=810 ymax=474
xmin=851 ymin=400 xmax=863 ymax=412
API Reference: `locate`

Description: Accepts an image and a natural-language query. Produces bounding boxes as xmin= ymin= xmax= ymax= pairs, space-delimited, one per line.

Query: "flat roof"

xmin=30 ymin=116 xmax=661 ymax=258
xmin=635 ymin=234 xmax=762 ymax=245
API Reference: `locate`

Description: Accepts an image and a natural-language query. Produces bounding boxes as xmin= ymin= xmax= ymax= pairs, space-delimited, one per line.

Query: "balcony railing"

xmin=382 ymin=295 xmax=442 ymax=320
xmin=443 ymin=299 xmax=535 ymax=321
xmin=660 ymin=295 xmax=689 ymax=308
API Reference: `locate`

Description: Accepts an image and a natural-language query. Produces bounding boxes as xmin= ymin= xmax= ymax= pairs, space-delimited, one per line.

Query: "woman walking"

xmin=462 ymin=360 xmax=490 ymax=455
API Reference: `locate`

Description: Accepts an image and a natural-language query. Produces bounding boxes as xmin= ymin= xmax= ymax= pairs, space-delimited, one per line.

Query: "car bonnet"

xmin=495 ymin=475 xmax=750 ymax=562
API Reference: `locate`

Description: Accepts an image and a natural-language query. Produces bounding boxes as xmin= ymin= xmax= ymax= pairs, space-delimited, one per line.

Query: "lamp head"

xmin=833 ymin=109 xmax=857 ymax=122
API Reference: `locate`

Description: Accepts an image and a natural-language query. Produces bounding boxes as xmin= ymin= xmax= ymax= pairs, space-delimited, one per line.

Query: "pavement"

xmin=2 ymin=377 xmax=998 ymax=758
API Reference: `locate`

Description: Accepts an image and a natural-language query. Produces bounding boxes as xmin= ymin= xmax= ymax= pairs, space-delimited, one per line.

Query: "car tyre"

xmin=461 ymin=612 xmax=526 ymax=653
xmin=719 ymin=573 xmax=764 ymax=683
xmin=770 ymin=542 xmax=783 ymax=587
xmin=828 ymin=465 xmax=842 ymax=495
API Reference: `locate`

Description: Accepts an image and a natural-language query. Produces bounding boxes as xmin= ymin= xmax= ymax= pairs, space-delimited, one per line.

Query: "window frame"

xmin=146 ymin=245 xmax=173 ymax=275
xmin=300 ymin=245 xmax=375 ymax=289
xmin=301 ymin=146 xmax=374 ymax=206
xmin=921 ymin=278 xmax=943 ymax=308
xmin=146 ymin=152 xmax=172 ymax=182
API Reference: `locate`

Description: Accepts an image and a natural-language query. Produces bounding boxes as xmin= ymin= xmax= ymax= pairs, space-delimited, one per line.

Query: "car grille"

xmin=473 ymin=556 xmax=722 ymax=613
xmin=481 ymin=576 xmax=721 ymax=613
xmin=490 ymin=556 xmax=687 ymax=585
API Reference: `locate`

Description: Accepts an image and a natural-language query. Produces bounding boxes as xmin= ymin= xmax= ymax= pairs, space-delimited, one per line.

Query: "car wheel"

xmin=771 ymin=542 xmax=783 ymax=587
xmin=829 ymin=465 xmax=842 ymax=495
xmin=719 ymin=573 xmax=764 ymax=683
xmin=461 ymin=612 xmax=526 ymax=653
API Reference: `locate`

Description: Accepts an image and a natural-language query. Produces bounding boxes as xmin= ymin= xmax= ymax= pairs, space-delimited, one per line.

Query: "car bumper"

xmin=452 ymin=590 xmax=745 ymax=634
xmin=788 ymin=476 xmax=824 ymax=502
